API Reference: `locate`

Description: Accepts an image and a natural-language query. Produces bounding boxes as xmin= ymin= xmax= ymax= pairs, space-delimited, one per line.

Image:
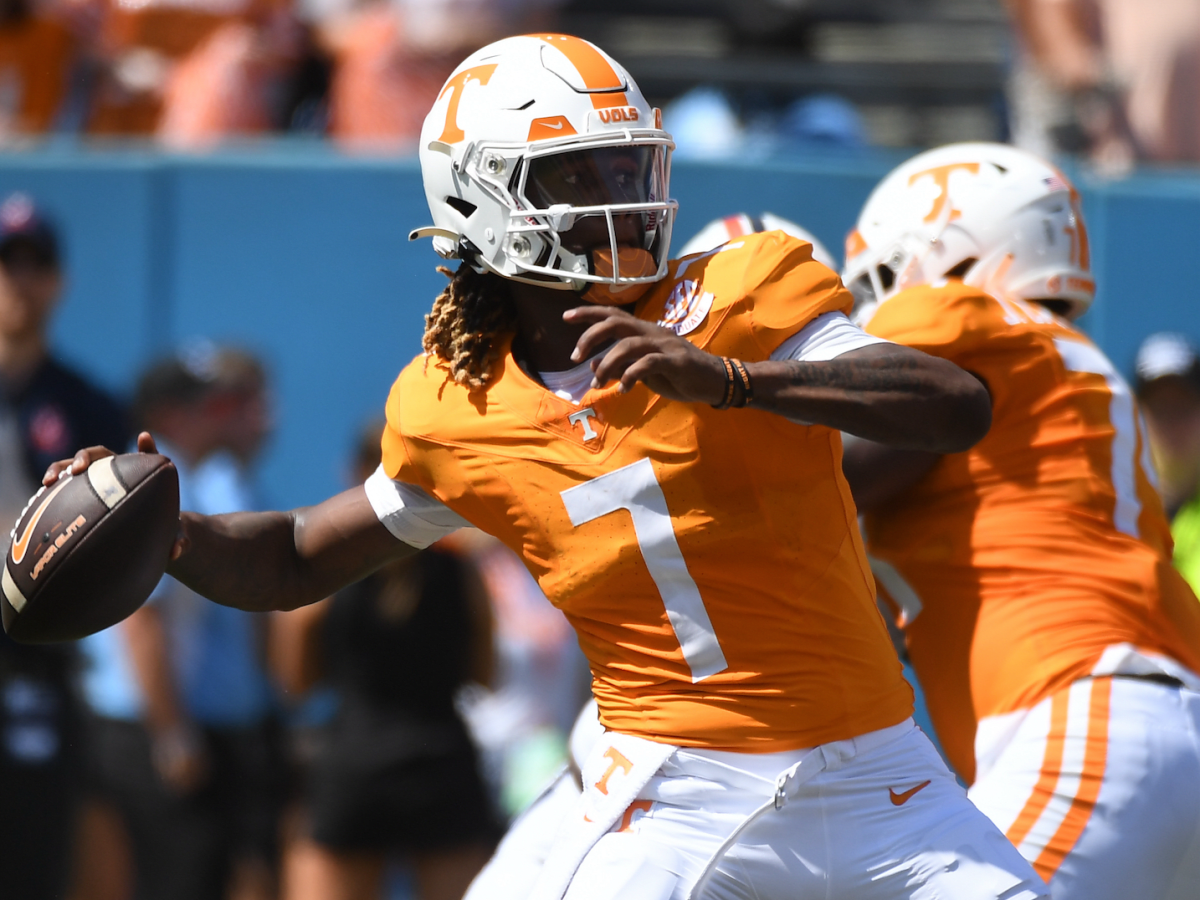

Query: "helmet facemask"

xmin=458 ymin=131 xmax=676 ymax=303
xmin=845 ymin=237 xmax=926 ymax=325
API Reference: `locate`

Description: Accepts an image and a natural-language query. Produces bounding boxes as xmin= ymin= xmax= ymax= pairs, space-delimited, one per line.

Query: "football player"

xmin=50 ymin=38 xmax=1047 ymax=900
xmin=842 ymin=142 xmax=1200 ymax=899
xmin=463 ymin=214 xmax=836 ymax=900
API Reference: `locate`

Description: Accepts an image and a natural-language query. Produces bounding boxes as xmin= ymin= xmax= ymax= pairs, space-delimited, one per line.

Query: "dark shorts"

xmin=0 ymin=671 xmax=83 ymax=900
xmin=87 ymin=716 xmax=287 ymax=900
xmin=307 ymin=706 xmax=499 ymax=854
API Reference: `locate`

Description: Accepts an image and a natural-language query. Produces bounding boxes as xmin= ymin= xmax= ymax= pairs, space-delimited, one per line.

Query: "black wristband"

xmin=712 ymin=357 xmax=752 ymax=409
xmin=712 ymin=357 xmax=737 ymax=409
xmin=729 ymin=358 xmax=753 ymax=408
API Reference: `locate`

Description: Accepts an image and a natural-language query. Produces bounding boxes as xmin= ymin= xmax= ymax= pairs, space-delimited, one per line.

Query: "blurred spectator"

xmin=87 ymin=0 xmax=301 ymax=145
xmin=1008 ymin=0 xmax=1200 ymax=167
xmin=666 ymin=87 xmax=867 ymax=162
xmin=662 ymin=87 xmax=743 ymax=160
xmin=0 ymin=191 xmax=129 ymax=898
xmin=0 ymin=0 xmax=77 ymax=137
xmin=190 ymin=345 xmax=273 ymax=507
xmin=1135 ymin=332 xmax=1200 ymax=596
xmin=272 ymin=420 xmax=497 ymax=900
xmin=78 ymin=343 xmax=284 ymax=900
xmin=157 ymin=18 xmax=296 ymax=148
xmin=271 ymin=21 xmax=331 ymax=133
xmin=166 ymin=343 xmax=284 ymax=899
xmin=744 ymin=94 xmax=868 ymax=159
xmin=316 ymin=0 xmax=558 ymax=152
xmin=774 ymin=94 xmax=867 ymax=150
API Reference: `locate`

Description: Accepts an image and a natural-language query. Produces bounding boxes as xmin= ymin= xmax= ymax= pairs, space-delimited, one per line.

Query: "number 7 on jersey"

xmin=561 ymin=458 xmax=728 ymax=682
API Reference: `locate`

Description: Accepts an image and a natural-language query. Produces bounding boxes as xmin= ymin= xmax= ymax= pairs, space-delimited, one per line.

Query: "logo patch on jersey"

xmin=568 ymin=407 xmax=600 ymax=441
xmin=657 ymin=280 xmax=713 ymax=336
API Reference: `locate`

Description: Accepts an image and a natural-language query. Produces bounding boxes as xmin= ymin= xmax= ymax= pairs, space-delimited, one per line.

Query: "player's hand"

xmin=564 ymin=306 xmax=727 ymax=405
xmin=42 ymin=431 xmax=161 ymax=485
xmin=43 ymin=432 xmax=189 ymax=561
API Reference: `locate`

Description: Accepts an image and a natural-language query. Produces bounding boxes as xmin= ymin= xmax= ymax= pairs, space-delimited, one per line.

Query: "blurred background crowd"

xmin=2 ymin=0 xmax=1200 ymax=898
xmin=0 ymin=0 xmax=1197 ymax=165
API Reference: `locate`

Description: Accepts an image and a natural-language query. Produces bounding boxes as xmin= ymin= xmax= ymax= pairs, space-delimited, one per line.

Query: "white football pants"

xmin=467 ymin=718 xmax=1047 ymax=900
xmin=969 ymin=675 xmax=1200 ymax=900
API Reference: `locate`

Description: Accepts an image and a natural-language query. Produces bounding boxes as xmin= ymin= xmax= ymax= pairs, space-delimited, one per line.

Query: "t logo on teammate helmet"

xmin=842 ymin=143 xmax=1095 ymax=324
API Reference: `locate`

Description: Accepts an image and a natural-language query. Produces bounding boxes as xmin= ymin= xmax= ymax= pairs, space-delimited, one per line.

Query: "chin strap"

xmin=577 ymin=247 xmax=659 ymax=306
xmin=579 ymin=281 xmax=654 ymax=306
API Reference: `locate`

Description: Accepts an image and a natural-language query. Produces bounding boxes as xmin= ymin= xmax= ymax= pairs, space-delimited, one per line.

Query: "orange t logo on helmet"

xmin=436 ymin=65 xmax=498 ymax=144
xmin=842 ymin=144 xmax=1096 ymax=320
xmin=907 ymin=162 xmax=980 ymax=223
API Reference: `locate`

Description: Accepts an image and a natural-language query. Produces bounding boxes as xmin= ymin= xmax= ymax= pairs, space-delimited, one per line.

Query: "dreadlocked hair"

xmin=422 ymin=263 xmax=518 ymax=391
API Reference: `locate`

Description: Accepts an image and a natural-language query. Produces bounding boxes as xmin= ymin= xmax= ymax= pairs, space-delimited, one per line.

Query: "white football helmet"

xmin=410 ymin=34 xmax=676 ymax=303
xmin=842 ymin=142 xmax=1094 ymax=321
xmin=678 ymin=212 xmax=837 ymax=269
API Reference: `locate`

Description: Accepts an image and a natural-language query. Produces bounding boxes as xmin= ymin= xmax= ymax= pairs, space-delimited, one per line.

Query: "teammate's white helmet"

xmin=842 ymin=142 xmax=1094 ymax=321
xmin=410 ymin=34 xmax=676 ymax=302
xmin=678 ymin=212 xmax=837 ymax=269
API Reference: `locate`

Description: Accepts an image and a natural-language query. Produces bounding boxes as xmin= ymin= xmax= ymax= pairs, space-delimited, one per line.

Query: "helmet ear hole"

xmin=943 ymin=257 xmax=978 ymax=280
xmin=445 ymin=197 xmax=477 ymax=218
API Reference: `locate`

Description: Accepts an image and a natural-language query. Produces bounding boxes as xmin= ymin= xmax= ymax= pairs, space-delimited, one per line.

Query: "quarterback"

xmin=843 ymin=143 xmax=1200 ymax=899
xmin=52 ymin=38 xmax=1046 ymax=900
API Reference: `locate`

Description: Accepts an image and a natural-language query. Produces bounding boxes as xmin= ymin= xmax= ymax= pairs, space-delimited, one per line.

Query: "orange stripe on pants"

xmin=1005 ymin=689 xmax=1070 ymax=849
xmin=1032 ymin=678 xmax=1112 ymax=881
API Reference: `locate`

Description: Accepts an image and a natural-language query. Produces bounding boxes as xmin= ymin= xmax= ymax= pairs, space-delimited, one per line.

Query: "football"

xmin=2 ymin=453 xmax=180 ymax=643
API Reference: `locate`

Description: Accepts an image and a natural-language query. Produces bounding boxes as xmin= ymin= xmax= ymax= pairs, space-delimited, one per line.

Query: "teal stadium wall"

xmin=2 ymin=145 xmax=1198 ymax=509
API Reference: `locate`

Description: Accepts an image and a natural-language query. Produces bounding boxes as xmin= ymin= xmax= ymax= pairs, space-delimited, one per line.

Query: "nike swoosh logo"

xmin=889 ymin=780 xmax=931 ymax=806
xmin=11 ymin=477 xmax=71 ymax=565
xmin=542 ymin=120 xmax=565 ymax=129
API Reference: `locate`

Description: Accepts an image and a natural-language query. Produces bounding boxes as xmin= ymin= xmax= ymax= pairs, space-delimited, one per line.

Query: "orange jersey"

xmin=327 ymin=6 xmax=453 ymax=151
xmin=863 ymin=283 xmax=1200 ymax=781
xmin=382 ymin=233 xmax=912 ymax=751
xmin=158 ymin=23 xmax=274 ymax=146
xmin=0 ymin=16 xmax=74 ymax=134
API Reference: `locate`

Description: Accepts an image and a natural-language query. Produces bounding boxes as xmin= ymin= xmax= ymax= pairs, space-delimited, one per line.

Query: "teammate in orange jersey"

xmin=45 ymin=38 xmax=1051 ymax=900
xmin=842 ymin=142 xmax=1200 ymax=900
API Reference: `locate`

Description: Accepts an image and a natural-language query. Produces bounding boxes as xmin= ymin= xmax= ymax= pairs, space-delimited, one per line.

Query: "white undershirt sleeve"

xmin=770 ymin=311 xmax=891 ymax=362
xmin=364 ymin=464 xmax=471 ymax=549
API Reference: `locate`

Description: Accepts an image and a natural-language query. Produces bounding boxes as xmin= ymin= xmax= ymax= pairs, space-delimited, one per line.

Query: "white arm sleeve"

xmin=770 ymin=311 xmax=891 ymax=362
xmin=364 ymin=464 xmax=472 ymax=549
